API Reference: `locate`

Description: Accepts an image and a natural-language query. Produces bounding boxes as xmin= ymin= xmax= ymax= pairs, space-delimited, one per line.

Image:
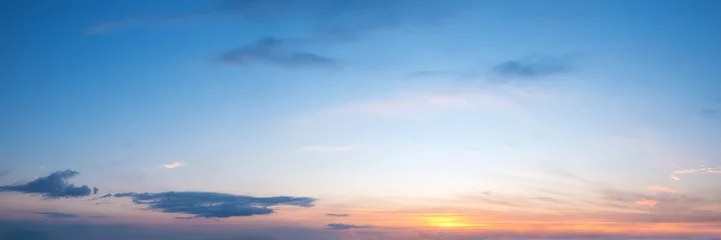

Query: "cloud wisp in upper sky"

xmin=489 ymin=55 xmax=573 ymax=79
xmin=99 ymin=191 xmax=315 ymax=218
xmin=221 ymin=37 xmax=339 ymax=68
xmin=0 ymin=170 xmax=96 ymax=199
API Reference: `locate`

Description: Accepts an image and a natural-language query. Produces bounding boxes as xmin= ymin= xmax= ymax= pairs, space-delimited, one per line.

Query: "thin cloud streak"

xmin=163 ymin=162 xmax=186 ymax=169
xmin=670 ymin=167 xmax=721 ymax=181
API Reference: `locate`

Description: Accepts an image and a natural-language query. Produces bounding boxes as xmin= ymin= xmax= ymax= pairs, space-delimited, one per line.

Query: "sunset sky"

xmin=1 ymin=0 xmax=721 ymax=239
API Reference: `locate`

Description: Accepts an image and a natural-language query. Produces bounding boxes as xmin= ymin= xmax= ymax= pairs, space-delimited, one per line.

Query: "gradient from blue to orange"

xmin=1 ymin=0 xmax=721 ymax=239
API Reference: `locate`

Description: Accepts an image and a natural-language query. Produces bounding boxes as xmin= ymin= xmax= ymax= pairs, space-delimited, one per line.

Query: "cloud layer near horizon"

xmin=100 ymin=191 xmax=315 ymax=218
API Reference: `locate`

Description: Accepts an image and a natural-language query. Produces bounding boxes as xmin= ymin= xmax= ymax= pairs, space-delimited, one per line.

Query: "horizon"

xmin=1 ymin=0 xmax=721 ymax=239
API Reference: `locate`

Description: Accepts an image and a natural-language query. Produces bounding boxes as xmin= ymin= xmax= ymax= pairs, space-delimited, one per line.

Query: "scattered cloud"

xmin=36 ymin=212 xmax=79 ymax=218
xmin=0 ymin=170 xmax=7 ymax=178
xmin=490 ymin=55 xmax=572 ymax=79
xmin=635 ymin=198 xmax=658 ymax=207
xmin=326 ymin=223 xmax=372 ymax=230
xmin=221 ymin=37 xmax=338 ymax=68
xmin=163 ymin=162 xmax=186 ymax=169
xmin=670 ymin=167 xmax=721 ymax=181
xmin=300 ymin=145 xmax=358 ymax=152
xmin=326 ymin=213 xmax=349 ymax=217
xmin=100 ymin=191 xmax=315 ymax=218
xmin=650 ymin=186 xmax=675 ymax=193
xmin=0 ymin=170 xmax=96 ymax=199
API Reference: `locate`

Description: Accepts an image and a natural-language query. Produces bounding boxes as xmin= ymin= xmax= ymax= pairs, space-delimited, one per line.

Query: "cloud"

xmin=101 ymin=191 xmax=315 ymax=218
xmin=701 ymin=109 xmax=719 ymax=118
xmin=163 ymin=162 xmax=185 ymax=169
xmin=635 ymin=198 xmax=658 ymax=207
xmin=670 ymin=167 xmax=721 ymax=181
xmin=221 ymin=37 xmax=338 ymax=68
xmin=0 ymin=170 xmax=8 ymax=178
xmin=489 ymin=55 xmax=572 ymax=79
xmin=300 ymin=145 xmax=358 ymax=152
xmin=650 ymin=186 xmax=675 ymax=193
xmin=326 ymin=223 xmax=372 ymax=230
xmin=326 ymin=213 xmax=349 ymax=217
xmin=37 ymin=212 xmax=79 ymax=218
xmin=0 ymin=170 xmax=96 ymax=199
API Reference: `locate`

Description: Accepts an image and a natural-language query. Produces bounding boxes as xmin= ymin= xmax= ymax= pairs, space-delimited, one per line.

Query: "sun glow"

xmin=421 ymin=216 xmax=479 ymax=228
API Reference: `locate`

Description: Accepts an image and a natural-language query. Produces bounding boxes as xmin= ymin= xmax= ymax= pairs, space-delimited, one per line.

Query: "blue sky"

xmin=1 ymin=0 xmax=721 ymax=239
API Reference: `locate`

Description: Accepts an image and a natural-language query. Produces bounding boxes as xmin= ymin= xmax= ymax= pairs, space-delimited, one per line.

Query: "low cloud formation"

xmin=490 ymin=55 xmax=572 ymax=79
xmin=650 ymin=186 xmax=675 ymax=193
xmin=670 ymin=167 xmax=721 ymax=181
xmin=0 ymin=170 xmax=96 ymax=199
xmin=37 ymin=212 xmax=79 ymax=218
xmin=326 ymin=223 xmax=372 ymax=230
xmin=326 ymin=213 xmax=349 ymax=217
xmin=163 ymin=162 xmax=185 ymax=169
xmin=300 ymin=145 xmax=358 ymax=152
xmin=101 ymin=191 xmax=315 ymax=218
xmin=221 ymin=37 xmax=338 ymax=68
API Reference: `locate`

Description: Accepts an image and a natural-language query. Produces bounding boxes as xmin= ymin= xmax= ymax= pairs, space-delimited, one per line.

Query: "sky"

xmin=1 ymin=0 xmax=721 ymax=239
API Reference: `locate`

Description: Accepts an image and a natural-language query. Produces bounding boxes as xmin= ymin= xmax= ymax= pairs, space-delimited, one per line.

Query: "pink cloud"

xmin=163 ymin=162 xmax=185 ymax=169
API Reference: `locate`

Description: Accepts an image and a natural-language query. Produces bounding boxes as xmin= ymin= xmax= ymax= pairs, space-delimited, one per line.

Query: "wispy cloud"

xmin=326 ymin=223 xmax=372 ymax=230
xmin=649 ymin=186 xmax=675 ymax=193
xmin=36 ymin=212 xmax=79 ymax=218
xmin=163 ymin=162 xmax=186 ymax=169
xmin=221 ymin=37 xmax=338 ymax=69
xmin=489 ymin=55 xmax=573 ymax=79
xmin=670 ymin=167 xmax=721 ymax=181
xmin=635 ymin=198 xmax=658 ymax=207
xmin=0 ymin=170 xmax=96 ymax=199
xmin=300 ymin=145 xmax=358 ymax=152
xmin=99 ymin=191 xmax=315 ymax=218
xmin=0 ymin=170 xmax=7 ymax=178
xmin=326 ymin=213 xmax=350 ymax=217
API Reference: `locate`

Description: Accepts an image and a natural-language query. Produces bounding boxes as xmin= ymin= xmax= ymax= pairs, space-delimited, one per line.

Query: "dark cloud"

xmin=0 ymin=170 xmax=95 ymax=199
xmin=93 ymin=187 xmax=99 ymax=195
xmin=325 ymin=213 xmax=349 ymax=217
xmin=221 ymin=37 xmax=338 ymax=68
xmin=326 ymin=223 xmax=372 ymax=230
xmin=490 ymin=55 xmax=572 ymax=79
xmin=101 ymin=191 xmax=315 ymax=218
xmin=37 ymin=212 xmax=79 ymax=219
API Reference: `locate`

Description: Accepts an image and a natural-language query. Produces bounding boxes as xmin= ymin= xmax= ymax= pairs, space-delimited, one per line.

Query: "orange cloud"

xmin=649 ymin=186 xmax=674 ymax=193
xmin=635 ymin=199 xmax=658 ymax=207
xmin=163 ymin=162 xmax=185 ymax=169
